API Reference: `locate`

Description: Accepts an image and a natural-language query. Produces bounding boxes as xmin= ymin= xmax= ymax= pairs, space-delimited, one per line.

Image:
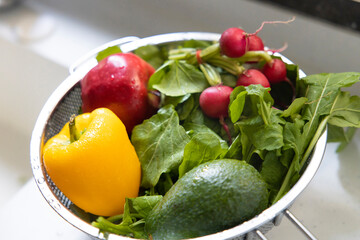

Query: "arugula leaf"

xmin=260 ymin=151 xmax=287 ymax=191
xmin=234 ymin=110 xmax=285 ymax=165
xmin=236 ymin=109 xmax=285 ymax=152
xmin=223 ymin=134 xmax=242 ymax=160
xmin=92 ymin=196 xmax=162 ymax=239
xmin=301 ymin=72 xmax=360 ymax=150
xmin=229 ymin=85 xmax=273 ymax=124
xmin=327 ymin=91 xmax=360 ymax=128
xmin=178 ymin=132 xmax=226 ymax=177
xmin=148 ymin=60 xmax=209 ymax=96
xmin=183 ymin=122 xmax=228 ymax=148
xmin=281 ymin=97 xmax=308 ymax=119
xmin=229 ymin=88 xmax=247 ymax=123
xmin=93 ymin=198 xmax=145 ymax=238
xmin=230 ymin=85 xmax=284 ymax=162
xmin=303 ymin=72 xmax=360 ymax=88
xmin=272 ymin=72 xmax=360 ymax=204
xmin=327 ymin=125 xmax=357 ymax=152
xmin=282 ymin=119 xmax=305 ymax=172
xmin=96 ymin=46 xmax=122 ymax=62
xmin=325 ymin=91 xmax=360 ymax=150
xmin=131 ymin=105 xmax=190 ymax=188
xmin=93 ymin=216 xmax=147 ymax=239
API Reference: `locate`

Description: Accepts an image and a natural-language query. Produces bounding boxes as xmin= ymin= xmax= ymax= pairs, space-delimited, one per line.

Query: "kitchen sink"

xmin=0 ymin=37 xmax=68 ymax=205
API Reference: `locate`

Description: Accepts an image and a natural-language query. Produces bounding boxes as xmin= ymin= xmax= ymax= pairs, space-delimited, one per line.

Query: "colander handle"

xmin=68 ymin=36 xmax=140 ymax=74
xmin=254 ymin=209 xmax=318 ymax=240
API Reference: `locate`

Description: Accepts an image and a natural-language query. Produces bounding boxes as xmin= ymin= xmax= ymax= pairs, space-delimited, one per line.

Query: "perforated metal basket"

xmin=30 ymin=32 xmax=327 ymax=240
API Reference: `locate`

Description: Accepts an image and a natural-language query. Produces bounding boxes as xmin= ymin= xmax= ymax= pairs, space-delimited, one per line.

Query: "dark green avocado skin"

xmin=145 ymin=159 xmax=269 ymax=240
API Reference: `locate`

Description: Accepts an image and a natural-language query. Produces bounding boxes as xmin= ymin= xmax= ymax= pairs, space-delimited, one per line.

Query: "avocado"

xmin=145 ymin=159 xmax=269 ymax=240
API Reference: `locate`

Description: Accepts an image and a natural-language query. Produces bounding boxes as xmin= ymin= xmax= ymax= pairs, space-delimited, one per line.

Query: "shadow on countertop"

xmin=256 ymin=0 xmax=360 ymax=33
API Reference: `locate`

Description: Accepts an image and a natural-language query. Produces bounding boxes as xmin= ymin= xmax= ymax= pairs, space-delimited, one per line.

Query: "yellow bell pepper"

xmin=42 ymin=108 xmax=141 ymax=216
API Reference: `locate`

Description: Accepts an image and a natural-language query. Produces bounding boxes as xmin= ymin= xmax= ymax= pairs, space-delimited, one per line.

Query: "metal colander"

xmin=30 ymin=32 xmax=327 ymax=240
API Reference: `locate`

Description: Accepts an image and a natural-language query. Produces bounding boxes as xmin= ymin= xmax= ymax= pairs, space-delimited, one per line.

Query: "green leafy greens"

xmin=92 ymin=38 xmax=360 ymax=239
xmin=148 ymin=60 xmax=209 ymax=96
xmin=131 ymin=105 xmax=190 ymax=188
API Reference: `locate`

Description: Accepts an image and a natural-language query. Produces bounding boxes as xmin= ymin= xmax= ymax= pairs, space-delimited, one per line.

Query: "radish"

xmin=199 ymin=85 xmax=233 ymax=118
xmin=237 ymin=69 xmax=270 ymax=88
xmin=248 ymin=35 xmax=264 ymax=51
xmin=262 ymin=59 xmax=287 ymax=84
xmin=199 ymin=85 xmax=233 ymax=143
xmin=219 ymin=27 xmax=248 ymax=58
xmin=245 ymin=35 xmax=265 ymax=63
xmin=262 ymin=58 xmax=296 ymax=101
xmin=220 ymin=17 xmax=295 ymax=59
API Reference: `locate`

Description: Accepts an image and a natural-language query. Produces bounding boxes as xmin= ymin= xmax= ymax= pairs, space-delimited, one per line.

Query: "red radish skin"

xmin=262 ymin=59 xmax=287 ymax=84
xmin=248 ymin=35 xmax=264 ymax=51
xmin=237 ymin=69 xmax=270 ymax=88
xmin=219 ymin=28 xmax=249 ymax=58
xmin=220 ymin=17 xmax=295 ymax=59
xmin=199 ymin=85 xmax=234 ymax=144
xmin=262 ymin=58 xmax=296 ymax=102
xmin=246 ymin=35 xmax=265 ymax=63
xmin=199 ymin=85 xmax=233 ymax=118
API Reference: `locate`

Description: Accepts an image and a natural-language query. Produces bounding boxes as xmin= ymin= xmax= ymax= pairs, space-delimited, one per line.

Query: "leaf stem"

xmin=272 ymin=156 xmax=296 ymax=204
xmin=299 ymin=115 xmax=329 ymax=169
xmin=107 ymin=214 xmax=124 ymax=223
xmin=234 ymin=51 xmax=273 ymax=63
xmin=260 ymin=102 xmax=270 ymax=126
xmin=187 ymin=43 xmax=221 ymax=65
xmin=199 ymin=63 xmax=222 ymax=86
xmin=272 ymin=116 xmax=329 ymax=204
xmin=165 ymin=172 xmax=174 ymax=186
xmin=169 ymin=48 xmax=196 ymax=60
xmin=207 ymin=56 xmax=245 ymax=76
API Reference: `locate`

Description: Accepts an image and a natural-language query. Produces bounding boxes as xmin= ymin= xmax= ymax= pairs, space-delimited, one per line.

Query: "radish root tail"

xmin=251 ymin=16 xmax=296 ymax=36
xmin=219 ymin=116 xmax=233 ymax=145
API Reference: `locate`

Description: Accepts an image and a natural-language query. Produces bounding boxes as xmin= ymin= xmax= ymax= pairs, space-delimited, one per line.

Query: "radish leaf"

xmin=148 ymin=60 xmax=209 ymax=96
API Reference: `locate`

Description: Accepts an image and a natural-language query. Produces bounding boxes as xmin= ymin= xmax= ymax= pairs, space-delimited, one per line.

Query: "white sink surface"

xmin=0 ymin=0 xmax=359 ymax=239
xmin=0 ymin=37 xmax=67 ymax=206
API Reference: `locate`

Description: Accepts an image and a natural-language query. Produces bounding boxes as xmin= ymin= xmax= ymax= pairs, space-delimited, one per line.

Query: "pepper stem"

xmin=69 ymin=114 xmax=81 ymax=143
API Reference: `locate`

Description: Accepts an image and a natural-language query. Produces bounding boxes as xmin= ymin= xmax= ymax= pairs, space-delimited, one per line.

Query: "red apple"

xmin=81 ymin=53 xmax=157 ymax=133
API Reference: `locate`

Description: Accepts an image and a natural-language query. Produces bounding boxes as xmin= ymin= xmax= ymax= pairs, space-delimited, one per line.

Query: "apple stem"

xmin=69 ymin=114 xmax=81 ymax=143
